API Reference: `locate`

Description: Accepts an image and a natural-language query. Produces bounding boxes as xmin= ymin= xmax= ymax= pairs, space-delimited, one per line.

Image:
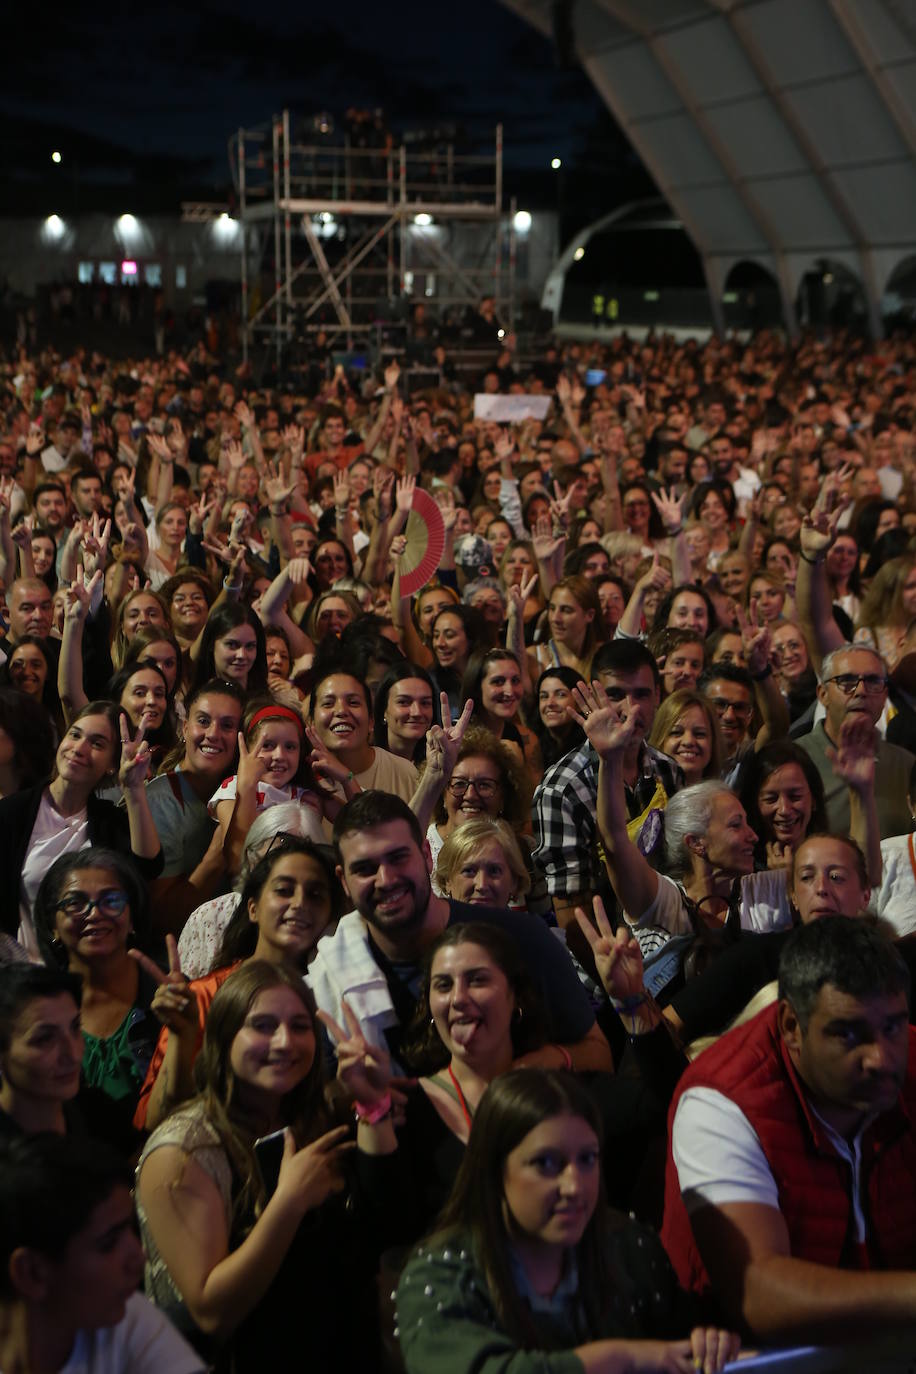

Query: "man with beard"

xmin=308 ymin=791 xmax=611 ymax=1073
xmin=662 ymin=918 xmax=916 ymax=1344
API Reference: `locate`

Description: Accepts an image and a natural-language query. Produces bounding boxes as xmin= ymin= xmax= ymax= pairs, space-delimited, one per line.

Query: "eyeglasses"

xmin=709 ymin=699 xmax=753 ymax=719
xmin=824 ymin=673 xmax=887 ymax=695
xmin=447 ymin=777 xmax=501 ymax=798
xmin=56 ymin=890 xmax=129 ymax=920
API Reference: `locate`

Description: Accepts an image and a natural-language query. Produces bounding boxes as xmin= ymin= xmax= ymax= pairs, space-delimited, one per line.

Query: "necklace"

xmin=447 ymin=1063 xmax=474 ymax=1131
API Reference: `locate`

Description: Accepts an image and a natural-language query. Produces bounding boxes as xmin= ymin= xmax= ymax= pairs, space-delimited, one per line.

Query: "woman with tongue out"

xmin=319 ymin=921 xmax=550 ymax=1245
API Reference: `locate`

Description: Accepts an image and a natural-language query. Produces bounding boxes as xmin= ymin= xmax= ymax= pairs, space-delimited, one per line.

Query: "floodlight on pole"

xmin=51 ymin=151 xmax=62 ymax=165
xmin=550 ymin=157 xmax=562 ymax=170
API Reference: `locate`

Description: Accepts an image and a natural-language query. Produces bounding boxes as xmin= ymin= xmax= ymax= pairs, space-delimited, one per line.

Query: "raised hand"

xmin=281 ymin=423 xmax=305 ymax=462
xmin=147 ymin=432 xmax=174 ymax=465
xmin=532 ymin=513 xmax=564 ymax=562
xmin=574 ymin=896 xmax=645 ymax=1005
xmin=494 ymin=429 xmax=515 ymax=465
xmin=82 ymin=513 xmax=111 ymax=578
xmin=394 ymin=473 xmax=416 ymax=513
xmin=236 ymin=730 xmax=270 ymax=798
xmin=734 ymin=600 xmax=770 ymax=677
xmin=651 ymin=486 xmax=686 ymax=534
xmin=383 ymin=360 xmax=400 ymax=392
xmin=285 ymin=556 xmax=312 ymax=586
xmin=332 ymin=471 xmax=351 ymax=512
xmin=567 ymin=679 xmax=639 ymax=760
xmin=264 ymin=465 xmax=297 ymax=509
xmin=64 ymin=565 xmax=103 ymax=623
xmin=812 ymin=462 xmax=854 ymax=519
xmin=506 ymin=572 xmax=538 ymax=615
xmin=118 ymin=716 xmax=152 ymax=792
xmin=10 ymin=514 xmax=32 ymax=548
xmin=129 ymin=935 xmax=198 ymax=1040
xmin=318 ymin=999 xmax=393 ymax=1106
xmin=425 ymin=691 xmax=473 ymax=777
xmin=224 ymin=439 xmax=246 ymax=471
xmin=234 ymin=400 xmax=255 ymax=430
xmin=826 ymin=711 xmax=877 ymax=795
xmin=635 ymin=550 xmax=671 ymax=598
xmin=550 ymin=482 xmax=574 ymax=529
xmin=25 ymin=423 xmax=45 ymax=457
xmin=189 ymin=493 xmax=217 ymax=536
xmin=556 ymin=373 xmax=572 ymax=406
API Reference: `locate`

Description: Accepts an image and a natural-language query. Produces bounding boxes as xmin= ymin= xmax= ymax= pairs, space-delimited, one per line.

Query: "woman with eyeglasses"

xmin=31 ymin=848 xmax=161 ymax=1124
xmin=420 ymin=725 xmax=533 ymax=889
xmin=133 ymin=836 xmax=342 ymax=1134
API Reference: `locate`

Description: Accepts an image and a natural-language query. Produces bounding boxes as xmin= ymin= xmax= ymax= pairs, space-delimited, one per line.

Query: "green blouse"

xmin=82 ymin=1011 xmax=144 ymax=1103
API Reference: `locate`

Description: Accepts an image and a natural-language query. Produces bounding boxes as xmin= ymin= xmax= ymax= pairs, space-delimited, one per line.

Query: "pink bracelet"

xmin=353 ymin=1091 xmax=392 ymax=1124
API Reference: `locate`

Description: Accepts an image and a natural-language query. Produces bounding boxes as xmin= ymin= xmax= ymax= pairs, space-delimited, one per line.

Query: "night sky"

xmin=3 ymin=1 xmax=617 ymax=192
xmin=3 ymin=2 xmax=656 ymax=230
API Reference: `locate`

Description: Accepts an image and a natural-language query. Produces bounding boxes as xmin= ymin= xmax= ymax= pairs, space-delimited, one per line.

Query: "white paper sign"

xmin=473 ymin=394 xmax=553 ymax=422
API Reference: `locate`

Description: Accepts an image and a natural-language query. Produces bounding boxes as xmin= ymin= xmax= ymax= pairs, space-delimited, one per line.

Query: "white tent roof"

xmin=500 ymin=0 xmax=916 ymax=332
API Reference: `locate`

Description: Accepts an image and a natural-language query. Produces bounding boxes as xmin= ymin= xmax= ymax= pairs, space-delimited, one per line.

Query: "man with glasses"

xmin=797 ymin=645 xmax=915 ymax=838
xmin=701 ymin=663 xmax=787 ymax=787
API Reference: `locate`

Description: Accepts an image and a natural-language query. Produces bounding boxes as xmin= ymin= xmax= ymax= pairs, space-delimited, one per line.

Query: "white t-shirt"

xmin=673 ymin=1087 xmax=868 ymax=1242
xmin=60 ymin=1292 xmax=203 ymax=1374
xmin=874 ymin=833 xmax=916 ymax=938
xmin=19 ymin=790 xmax=91 ymax=954
xmin=207 ymin=775 xmax=323 ymax=829
xmin=625 ymin=868 xmax=792 ymax=957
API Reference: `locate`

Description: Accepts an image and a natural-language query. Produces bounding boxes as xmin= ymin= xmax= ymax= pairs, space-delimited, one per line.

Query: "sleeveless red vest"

xmin=661 ymin=1004 xmax=916 ymax=1294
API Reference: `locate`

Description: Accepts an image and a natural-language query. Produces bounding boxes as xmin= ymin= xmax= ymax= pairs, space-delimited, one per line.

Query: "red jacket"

xmin=661 ymin=1004 xmax=916 ymax=1293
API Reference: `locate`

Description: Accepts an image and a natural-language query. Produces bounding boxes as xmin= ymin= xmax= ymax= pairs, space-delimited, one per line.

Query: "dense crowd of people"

xmin=0 ymin=321 xmax=915 ymax=1373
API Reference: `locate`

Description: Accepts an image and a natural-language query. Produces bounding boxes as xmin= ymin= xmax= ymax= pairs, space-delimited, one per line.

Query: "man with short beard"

xmin=308 ymin=791 xmax=610 ymax=1073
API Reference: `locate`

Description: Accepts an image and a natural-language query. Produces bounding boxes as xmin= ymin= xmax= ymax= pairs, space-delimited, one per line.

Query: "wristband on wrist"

xmin=610 ymin=994 xmax=647 ymax=1015
xmin=223 ymin=578 xmax=242 ymax=592
xmin=354 ymin=1091 xmax=392 ymax=1124
xmin=666 ymin=525 xmax=683 ymax=536
xmin=799 ymin=551 xmax=825 ymax=565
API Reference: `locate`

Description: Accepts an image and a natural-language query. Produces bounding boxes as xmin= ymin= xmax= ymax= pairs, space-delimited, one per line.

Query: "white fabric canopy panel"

xmin=499 ymin=0 xmax=916 ymax=334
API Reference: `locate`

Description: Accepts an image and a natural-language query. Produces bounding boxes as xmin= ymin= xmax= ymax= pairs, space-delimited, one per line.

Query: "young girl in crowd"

xmin=209 ymin=702 xmax=324 ymax=868
xmin=395 ymin=1069 xmax=739 ymax=1374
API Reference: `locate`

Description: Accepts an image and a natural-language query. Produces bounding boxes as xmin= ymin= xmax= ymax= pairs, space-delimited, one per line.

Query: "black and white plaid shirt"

xmin=532 ymin=740 xmax=681 ymax=898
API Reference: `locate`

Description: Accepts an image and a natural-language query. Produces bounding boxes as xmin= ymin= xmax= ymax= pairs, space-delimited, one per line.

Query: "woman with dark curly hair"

xmin=420 ymin=724 xmax=532 ymax=881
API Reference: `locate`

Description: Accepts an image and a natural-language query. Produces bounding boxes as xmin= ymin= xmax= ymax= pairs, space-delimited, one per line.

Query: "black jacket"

xmin=0 ymin=782 xmax=163 ymax=938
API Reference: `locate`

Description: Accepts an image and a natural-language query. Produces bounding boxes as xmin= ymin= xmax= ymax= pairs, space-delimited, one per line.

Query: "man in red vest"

xmin=662 ymin=917 xmax=916 ymax=1343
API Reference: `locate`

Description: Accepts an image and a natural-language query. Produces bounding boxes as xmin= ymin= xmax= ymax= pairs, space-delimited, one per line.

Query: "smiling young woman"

xmin=136 ymin=960 xmax=372 ymax=1373
xmin=394 ymin=1070 xmax=738 ymax=1374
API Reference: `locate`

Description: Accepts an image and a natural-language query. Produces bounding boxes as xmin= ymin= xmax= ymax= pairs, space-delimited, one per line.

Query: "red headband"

xmin=248 ymin=705 xmax=304 ymax=738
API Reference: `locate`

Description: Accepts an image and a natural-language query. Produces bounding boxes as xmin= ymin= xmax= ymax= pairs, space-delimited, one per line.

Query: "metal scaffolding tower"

xmin=229 ymin=114 xmax=515 ymax=366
